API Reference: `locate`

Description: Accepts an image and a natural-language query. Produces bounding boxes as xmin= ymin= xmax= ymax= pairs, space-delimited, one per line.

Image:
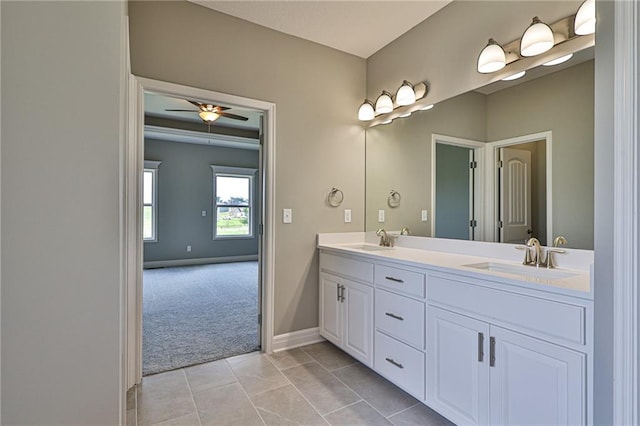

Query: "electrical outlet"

xmin=283 ymin=208 xmax=292 ymax=224
xmin=201 ymin=210 xmax=207 ymax=217
xmin=186 ymin=245 xmax=192 ymax=252
xmin=378 ymin=209 xmax=385 ymax=223
xmin=421 ymin=210 xmax=428 ymax=222
xmin=344 ymin=209 xmax=352 ymax=223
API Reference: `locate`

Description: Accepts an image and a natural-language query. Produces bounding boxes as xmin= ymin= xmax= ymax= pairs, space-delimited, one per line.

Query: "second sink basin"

xmin=464 ymin=262 xmax=579 ymax=280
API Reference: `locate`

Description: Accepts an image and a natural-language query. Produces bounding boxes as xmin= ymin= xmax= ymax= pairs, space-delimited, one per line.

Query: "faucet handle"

xmin=553 ymin=236 xmax=568 ymax=247
xmin=546 ymin=249 xmax=566 ymax=269
xmin=515 ymin=246 xmax=533 ymax=265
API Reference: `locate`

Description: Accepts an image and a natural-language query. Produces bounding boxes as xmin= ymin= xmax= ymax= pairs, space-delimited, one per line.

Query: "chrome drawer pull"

xmin=385 ymin=276 xmax=404 ymax=283
xmin=385 ymin=357 xmax=404 ymax=369
xmin=385 ymin=312 xmax=404 ymax=321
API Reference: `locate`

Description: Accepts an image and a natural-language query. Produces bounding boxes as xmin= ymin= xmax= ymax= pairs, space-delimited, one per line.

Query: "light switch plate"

xmin=283 ymin=208 xmax=292 ymax=224
xmin=344 ymin=209 xmax=352 ymax=223
xmin=378 ymin=210 xmax=385 ymax=222
xmin=422 ymin=210 xmax=428 ymax=221
xmin=186 ymin=245 xmax=192 ymax=252
xmin=201 ymin=210 xmax=207 ymax=217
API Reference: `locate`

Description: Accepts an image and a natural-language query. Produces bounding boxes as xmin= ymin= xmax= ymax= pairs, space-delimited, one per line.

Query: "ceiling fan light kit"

xmin=165 ymin=100 xmax=249 ymax=124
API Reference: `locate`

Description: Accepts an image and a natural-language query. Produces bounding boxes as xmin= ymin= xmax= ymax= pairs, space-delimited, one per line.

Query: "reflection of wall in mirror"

xmin=365 ymin=60 xmax=593 ymax=249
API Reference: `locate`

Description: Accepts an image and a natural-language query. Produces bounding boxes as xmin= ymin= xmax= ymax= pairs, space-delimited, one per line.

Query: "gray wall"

xmin=435 ymin=144 xmax=472 ymax=240
xmin=129 ymin=1 xmax=366 ymax=335
xmin=1 ymin=1 xmax=124 ymax=424
xmin=486 ymin=61 xmax=594 ymax=249
xmin=144 ymin=139 xmax=259 ymax=263
xmin=593 ymin=0 xmax=614 ymax=423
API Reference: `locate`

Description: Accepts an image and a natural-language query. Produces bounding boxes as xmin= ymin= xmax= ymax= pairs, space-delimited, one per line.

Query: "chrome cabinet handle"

xmin=385 ymin=276 xmax=404 ymax=283
xmin=336 ymin=283 xmax=340 ymax=302
xmin=339 ymin=284 xmax=345 ymax=302
xmin=490 ymin=336 xmax=496 ymax=367
xmin=385 ymin=357 xmax=404 ymax=369
xmin=385 ymin=312 xmax=404 ymax=321
xmin=478 ymin=332 xmax=484 ymax=362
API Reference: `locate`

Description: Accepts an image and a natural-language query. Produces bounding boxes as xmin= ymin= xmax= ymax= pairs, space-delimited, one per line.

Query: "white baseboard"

xmin=271 ymin=327 xmax=325 ymax=353
xmin=144 ymin=255 xmax=258 ymax=269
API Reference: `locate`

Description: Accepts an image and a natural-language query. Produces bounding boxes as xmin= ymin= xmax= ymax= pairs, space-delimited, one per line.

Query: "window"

xmin=211 ymin=166 xmax=257 ymax=239
xmin=143 ymin=161 xmax=161 ymax=242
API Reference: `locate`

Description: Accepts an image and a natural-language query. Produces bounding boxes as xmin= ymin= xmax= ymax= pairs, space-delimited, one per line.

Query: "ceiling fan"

xmin=166 ymin=100 xmax=249 ymax=123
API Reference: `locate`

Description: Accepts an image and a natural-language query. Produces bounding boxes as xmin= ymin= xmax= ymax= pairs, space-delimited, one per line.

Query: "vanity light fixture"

xmin=542 ymin=53 xmax=574 ymax=66
xmin=574 ymin=0 xmax=596 ymax=35
xmin=398 ymin=112 xmax=412 ymax=118
xmin=477 ymin=38 xmax=507 ymax=73
xmin=375 ymin=91 xmax=394 ymax=114
xmin=502 ymin=70 xmax=526 ymax=81
xmin=358 ymin=100 xmax=375 ymax=121
xmin=520 ymin=16 xmax=555 ymax=57
xmin=420 ymin=104 xmax=434 ymax=111
xmin=381 ymin=119 xmax=393 ymax=125
xmin=198 ymin=111 xmax=220 ymax=122
xmin=395 ymin=80 xmax=416 ymax=106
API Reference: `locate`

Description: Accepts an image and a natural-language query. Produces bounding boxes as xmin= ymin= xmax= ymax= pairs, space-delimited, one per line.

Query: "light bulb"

xmin=575 ymin=0 xmax=596 ymax=35
xmin=358 ymin=100 xmax=375 ymax=121
xmin=375 ymin=91 xmax=394 ymax=114
xmin=543 ymin=53 xmax=573 ymax=66
xmin=477 ymin=39 xmax=506 ymax=73
xmin=521 ymin=17 xmax=555 ymax=57
xmin=396 ymin=81 xmax=416 ymax=106
xmin=502 ymin=71 xmax=526 ymax=81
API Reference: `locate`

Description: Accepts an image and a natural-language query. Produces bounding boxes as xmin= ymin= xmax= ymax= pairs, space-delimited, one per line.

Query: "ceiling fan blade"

xmin=219 ymin=112 xmax=249 ymax=121
xmin=187 ymin=100 xmax=204 ymax=109
xmin=165 ymin=109 xmax=199 ymax=112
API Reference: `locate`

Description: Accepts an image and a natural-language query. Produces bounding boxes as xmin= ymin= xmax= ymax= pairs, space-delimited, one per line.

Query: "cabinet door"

xmin=343 ymin=279 xmax=374 ymax=366
xmin=319 ymin=272 xmax=342 ymax=346
xmin=427 ymin=306 xmax=490 ymax=425
xmin=489 ymin=326 xmax=586 ymax=426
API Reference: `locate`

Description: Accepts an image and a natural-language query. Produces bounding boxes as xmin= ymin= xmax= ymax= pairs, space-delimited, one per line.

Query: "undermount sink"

xmin=464 ymin=262 xmax=579 ymax=280
xmin=344 ymin=244 xmax=395 ymax=252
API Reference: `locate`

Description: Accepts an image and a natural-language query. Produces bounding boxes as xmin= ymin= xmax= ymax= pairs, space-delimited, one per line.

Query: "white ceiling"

xmin=189 ymin=0 xmax=452 ymax=58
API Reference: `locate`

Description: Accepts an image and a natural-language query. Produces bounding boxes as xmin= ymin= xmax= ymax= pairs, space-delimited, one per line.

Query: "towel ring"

xmin=388 ymin=190 xmax=401 ymax=208
xmin=327 ymin=187 xmax=344 ymax=207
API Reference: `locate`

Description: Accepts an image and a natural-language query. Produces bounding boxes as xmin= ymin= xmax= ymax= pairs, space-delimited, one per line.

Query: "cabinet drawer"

xmin=320 ymin=253 xmax=373 ymax=283
xmin=374 ymin=331 xmax=425 ymax=400
xmin=375 ymin=289 xmax=425 ymax=349
xmin=428 ymin=275 xmax=586 ymax=345
xmin=375 ymin=264 xmax=425 ymax=298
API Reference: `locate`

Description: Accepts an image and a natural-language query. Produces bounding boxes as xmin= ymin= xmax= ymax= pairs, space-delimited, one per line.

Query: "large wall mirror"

xmin=365 ymin=47 xmax=594 ymax=250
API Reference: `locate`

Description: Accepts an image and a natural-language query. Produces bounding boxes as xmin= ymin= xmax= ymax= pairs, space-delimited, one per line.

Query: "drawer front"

xmin=428 ymin=274 xmax=586 ymax=345
xmin=375 ymin=264 xmax=425 ymax=298
xmin=374 ymin=331 xmax=425 ymax=400
xmin=320 ymin=252 xmax=373 ymax=283
xmin=375 ymin=289 xmax=425 ymax=349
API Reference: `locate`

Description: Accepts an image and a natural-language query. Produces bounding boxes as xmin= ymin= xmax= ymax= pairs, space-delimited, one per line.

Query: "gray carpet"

xmin=143 ymin=261 xmax=259 ymax=375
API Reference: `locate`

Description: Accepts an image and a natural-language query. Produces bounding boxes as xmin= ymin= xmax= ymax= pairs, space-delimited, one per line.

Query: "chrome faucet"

xmin=526 ymin=237 xmax=544 ymax=267
xmin=376 ymin=228 xmax=395 ymax=247
xmin=400 ymin=227 xmax=410 ymax=236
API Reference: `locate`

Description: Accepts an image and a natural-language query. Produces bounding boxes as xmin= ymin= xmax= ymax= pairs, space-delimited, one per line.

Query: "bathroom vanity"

xmin=318 ymin=232 xmax=593 ymax=426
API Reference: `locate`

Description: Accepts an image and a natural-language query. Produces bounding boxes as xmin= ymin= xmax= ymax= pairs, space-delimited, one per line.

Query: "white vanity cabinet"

xmin=427 ymin=273 xmax=588 ymax=426
xmin=317 ymin=244 xmax=592 ymax=426
xmin=319 ymin=253 xmax=374 ymax=366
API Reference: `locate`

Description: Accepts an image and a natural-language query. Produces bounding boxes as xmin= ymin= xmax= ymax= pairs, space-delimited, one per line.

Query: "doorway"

xmin=487 ymin=132 xmax=551 ymax=245
xmin=431 ymin=134 xmax=486 ymax=241
xmin=126 ymin=77 xmax=276 ymax=387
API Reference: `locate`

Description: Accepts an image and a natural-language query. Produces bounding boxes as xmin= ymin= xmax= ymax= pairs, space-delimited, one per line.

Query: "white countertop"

xmin=318 ymin=232 xmax=593 ymax=300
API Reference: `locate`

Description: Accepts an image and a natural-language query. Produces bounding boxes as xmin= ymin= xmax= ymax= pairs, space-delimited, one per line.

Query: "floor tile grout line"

xmin=262 ymin=351 xmax=331 ymax=424
xmin=224 ymin=357 xmax=268 ymax=426
xmin=385 ymin=401 xmax=422 ymax=420
xmin=320 ymin=398 xmax=365 ymax=417
xmin=182 ymin=368 xmax=204 ymax=426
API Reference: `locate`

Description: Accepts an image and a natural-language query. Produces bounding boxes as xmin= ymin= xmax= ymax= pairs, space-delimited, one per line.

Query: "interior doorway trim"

xmin=485 ymin=131 xmax=552 ymax=244
xmin=430 ymin=134 xmax=486 ymax=241
xmin=125 ymin=76 xmax=276 ymax=387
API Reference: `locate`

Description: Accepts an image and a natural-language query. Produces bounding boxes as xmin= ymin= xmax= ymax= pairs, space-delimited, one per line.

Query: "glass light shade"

xmin=502 ymin=70 xmax=526 ymax=81
xmin=477 ymin=39 xmax=506 ymax=73
xmin=398 ymin=112 xmax=412 ymax=118
xmin=420 ymin=104 xmax=434 ymax=111
xmin=381 ymin=119 xmax=393 ymax=125
xmin=543 ymin=53 xmax=573 ymax=66
xmin=396 ymin=81 xmax=416 ymax=106
xmin=575 ymin=0 xmax=595 ymax=35
xmin=199 ymin=111 xmax=220 ymax=122
xmin=520 ymin=17 xmax=555 ymax=57
xmin=375 ymin=91 xmax=394 ymax=114
xmin=358 ymin=100 xmax=375 ymax=121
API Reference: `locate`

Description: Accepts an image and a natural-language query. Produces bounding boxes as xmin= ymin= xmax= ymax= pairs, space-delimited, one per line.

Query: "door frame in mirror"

xmin=431 ymin=134 xmax=487 ymax=241
xmin=485 ymin=131 xmax=553 ymax=245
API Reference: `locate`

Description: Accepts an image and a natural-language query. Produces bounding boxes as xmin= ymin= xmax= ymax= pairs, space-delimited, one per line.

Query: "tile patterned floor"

xmin=127 ymin=341 xmax=455 ymax=426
